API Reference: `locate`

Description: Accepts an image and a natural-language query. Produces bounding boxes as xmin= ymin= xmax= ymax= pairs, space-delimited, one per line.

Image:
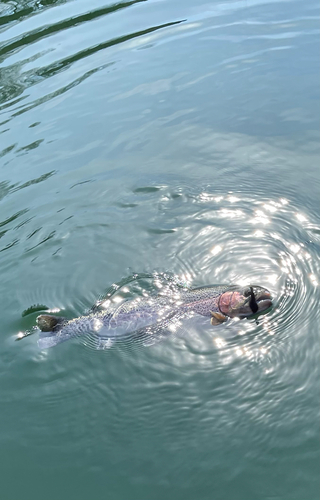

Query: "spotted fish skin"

xmin=36 ymin=284 xmax=272 ymax=348
xmin=176 ymin=286 xmax=229 ymax=316
xmin=37 ymin=285 xmax=228 ymax=348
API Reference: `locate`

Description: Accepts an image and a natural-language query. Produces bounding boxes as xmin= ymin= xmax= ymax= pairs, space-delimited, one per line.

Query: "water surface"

xmin=0 ymin=0 xmax=319 ymax=499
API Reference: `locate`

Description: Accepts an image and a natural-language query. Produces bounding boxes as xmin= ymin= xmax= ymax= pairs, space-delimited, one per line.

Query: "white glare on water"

xmin=309 ymin=274 xmax=318 ymax=286
xmin=210 ymin=245 xmax=222 ymax=256
xmin=296 ymin=212 xmax=308 ymax=222
xmin=254 ymin=230 xmax=264 ymax=237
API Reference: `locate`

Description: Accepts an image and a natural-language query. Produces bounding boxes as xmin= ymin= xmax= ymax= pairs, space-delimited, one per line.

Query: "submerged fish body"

xmin=36 ymin=284 xmax=272 ymax=349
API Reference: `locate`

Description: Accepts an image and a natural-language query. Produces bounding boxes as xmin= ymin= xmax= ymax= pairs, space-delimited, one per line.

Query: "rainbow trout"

xmin=36 ymin=284 xmax=272 ymax=349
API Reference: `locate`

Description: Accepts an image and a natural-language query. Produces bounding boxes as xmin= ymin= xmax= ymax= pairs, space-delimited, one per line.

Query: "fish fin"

xmin=210 ymin=311 xmax=227 ymax=325
xmin=38 ymin=333 xmax=62 ymax=349
xmin=36 ymin=315 xmax=66 ymax=332
xmin=37 ymin=315 xmax=68 ymax=349
xmin=37 ymin=330 xmax=71 ymax=349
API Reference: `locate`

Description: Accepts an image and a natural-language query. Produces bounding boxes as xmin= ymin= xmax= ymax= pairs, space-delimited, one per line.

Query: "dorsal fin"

xmin=36 ymin=315 xmax=65 ymax=332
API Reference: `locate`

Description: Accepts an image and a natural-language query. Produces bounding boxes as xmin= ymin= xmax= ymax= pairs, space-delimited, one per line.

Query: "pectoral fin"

xmin=210 ymin=311 xmax=227 ymax=325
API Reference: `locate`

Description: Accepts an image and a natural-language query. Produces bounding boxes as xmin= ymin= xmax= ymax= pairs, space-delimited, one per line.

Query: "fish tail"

xmin=37 ymin=333 xmax=63 ymax=349
xmin=36 ymin=314 xmax=68 ymax=349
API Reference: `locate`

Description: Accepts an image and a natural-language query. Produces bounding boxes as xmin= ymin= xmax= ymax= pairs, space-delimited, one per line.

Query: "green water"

xmin=0 ymin=0 xmax=319 ymax=499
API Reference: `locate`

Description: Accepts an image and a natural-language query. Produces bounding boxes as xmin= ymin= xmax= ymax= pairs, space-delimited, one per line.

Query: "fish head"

xmin=218 ymin=286 xmax=272 ymax=318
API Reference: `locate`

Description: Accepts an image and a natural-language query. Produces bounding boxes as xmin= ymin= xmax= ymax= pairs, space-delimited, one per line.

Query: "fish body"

xmin=36 ymin=284 xmax=272 ymax=349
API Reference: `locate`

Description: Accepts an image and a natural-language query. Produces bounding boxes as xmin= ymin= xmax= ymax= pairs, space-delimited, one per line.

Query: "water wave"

xmin=15 ymin=186 xmax=318 ymax=369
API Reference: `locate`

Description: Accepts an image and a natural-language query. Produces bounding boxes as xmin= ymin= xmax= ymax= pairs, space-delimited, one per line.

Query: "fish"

xmin=35 ymin=283 xmax=272 ymax=349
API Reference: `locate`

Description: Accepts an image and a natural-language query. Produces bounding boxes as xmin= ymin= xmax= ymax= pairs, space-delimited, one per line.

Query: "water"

xmin=0 ymin=0 xmax=319 ymax=499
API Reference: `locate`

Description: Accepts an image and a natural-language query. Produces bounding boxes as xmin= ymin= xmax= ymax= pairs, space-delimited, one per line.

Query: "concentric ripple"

xmin=162 ymin=189 xmax=319 ymax=347
xmin=21 ymin=187 xmax=319 ymax=366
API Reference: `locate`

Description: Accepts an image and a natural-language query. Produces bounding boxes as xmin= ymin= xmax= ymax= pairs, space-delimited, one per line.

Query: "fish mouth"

xmin=252 ymin=289 xmax=273 ymax=314
xmin=256 ymin=297 xmax=272 ymax=312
